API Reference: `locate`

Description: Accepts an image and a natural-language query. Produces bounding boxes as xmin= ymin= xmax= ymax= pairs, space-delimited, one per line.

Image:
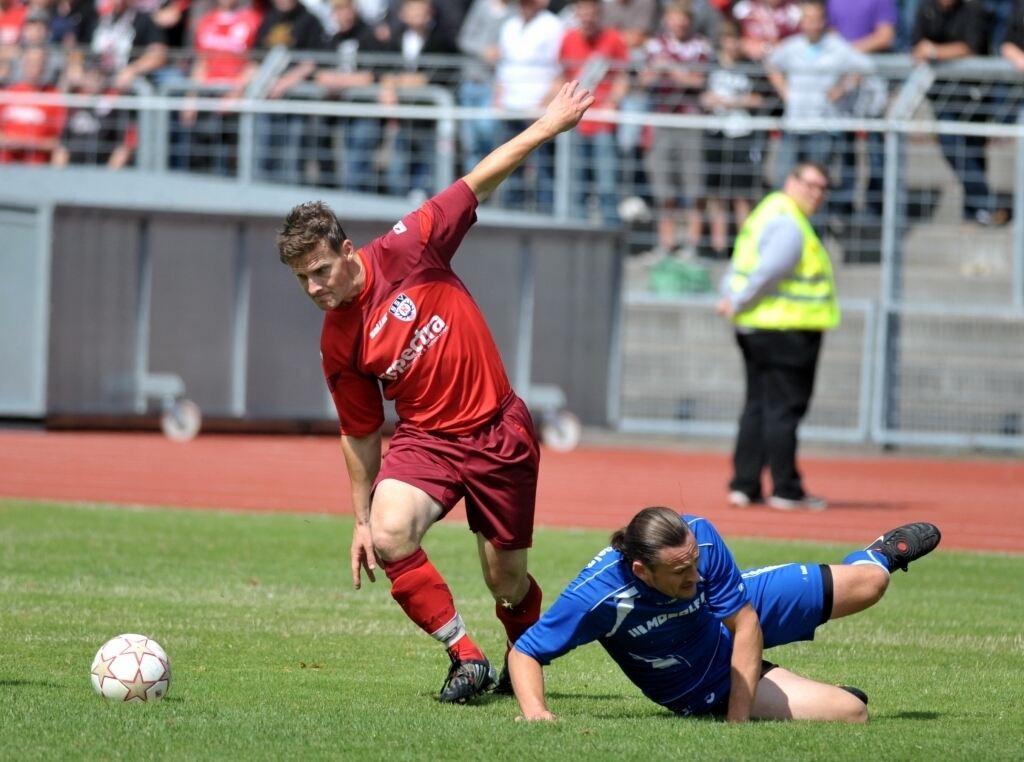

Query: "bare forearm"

xmin=134 ymin=44 xmax=169 ymax=77
xmin=509 ymin=647 xmax=554 ymax=720
xmin=853 ymin=24 xmax=895 ymax=54
xmin=462 ymin=80 xmax=593 ymax=202
xmin=315 ymin=70 xmax=373 ymax=91
xmin=462 ymin=115 xmax=558 ymax=201
xmin=767 ymin=71 xmax=787 ymax=101
xmin=471 ymin=119 xmax=554 ymax=192
xmin=340 ymin=431 xmax=381 ymax=524
xmin=726 ymin=608 xmax=764 ymax=722
xmin=933 ymin=41 xmax=974 ymax=61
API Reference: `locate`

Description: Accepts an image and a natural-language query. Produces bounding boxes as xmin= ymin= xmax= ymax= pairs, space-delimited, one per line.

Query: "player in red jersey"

xmin=276 ymin=81 xmax=595 ymax=704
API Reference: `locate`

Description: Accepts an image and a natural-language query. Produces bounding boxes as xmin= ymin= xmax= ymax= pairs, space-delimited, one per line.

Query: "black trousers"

xmin=730 ymin=329 xmax=823 ymax=500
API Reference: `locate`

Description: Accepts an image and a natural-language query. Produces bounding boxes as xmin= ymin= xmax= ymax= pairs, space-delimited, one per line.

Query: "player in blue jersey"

xmin=510 ymin=507 xmax=940 ymax=722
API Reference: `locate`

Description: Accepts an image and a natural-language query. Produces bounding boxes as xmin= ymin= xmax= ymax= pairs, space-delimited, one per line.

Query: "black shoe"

xmin=438 ymin=654 xmax=496 ymax=704
xmin=866 ymin=522 xmax=941 ymax=572
xmin=838 ymin=685 xmax=868 ymax=705
xmin=492 ymin=648 xmax=513 ymax=696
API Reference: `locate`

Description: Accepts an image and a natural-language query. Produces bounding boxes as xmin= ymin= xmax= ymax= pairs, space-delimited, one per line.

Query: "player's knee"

xmin=840 ymin=698 xmax=869 ymax=724
xmin=485 ymin=569 xmax=529 ymax=605
xmin=861 ymin=566 xmax=890 ymax=604
xmin=369 ymin=522 xmax=419 ymax=562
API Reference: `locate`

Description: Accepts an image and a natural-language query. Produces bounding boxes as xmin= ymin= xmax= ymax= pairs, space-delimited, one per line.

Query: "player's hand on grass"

xmin=515 ymin=710 xmax=558 ymax=722
xmin=351 ymin=523 xmax=377 ymax=589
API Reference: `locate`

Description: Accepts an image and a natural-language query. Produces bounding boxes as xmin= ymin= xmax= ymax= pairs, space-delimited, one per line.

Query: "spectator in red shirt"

xmin=191 ymin=0 xmax=261 ymax=87
xmin=178 ymin=0 xmax=262 ymax=174
xmin=0 ymin=45 xmax=66 ymax=163
xmin=0 ymin=0 xmax=27 ymax=45
xmin=275 ymin=80 xmax=595 ymax=705
xmin=558 ymin=0 xmax=629 ymax=222
xmin=732 ymin=0 xmax=801 ymax=60
xmin=0 ymin=0 xmax=28 ymax=80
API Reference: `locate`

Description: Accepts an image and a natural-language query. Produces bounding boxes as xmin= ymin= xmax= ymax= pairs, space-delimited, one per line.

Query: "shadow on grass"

xmin=0 ymin=679 xmax=61 ymax=689
xmin=889 ymin=711 xmax=940 ymax=720
xmin=547 ymin=692 xmax=629 ymax=702
xmin=819 ymin=500 xmax=915 ymax=511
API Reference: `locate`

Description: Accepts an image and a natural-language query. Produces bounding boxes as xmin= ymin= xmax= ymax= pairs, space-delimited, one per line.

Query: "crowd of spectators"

xmin=2 ymin=0 xmax=1024 ymax=250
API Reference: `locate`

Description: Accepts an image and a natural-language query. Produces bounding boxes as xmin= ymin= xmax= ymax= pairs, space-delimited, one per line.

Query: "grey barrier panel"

xmin=47 ymin=209 xmax=140 ymax=413
xmin=42 ymin=199 xmax=620 ymax=426
xmin=0 ymin=206 xmax=51 ymax=416
xmin=871 ymin=305 xmax=1024 ymax=449
xmin=616 ymin=296 xmax=875 ymax=443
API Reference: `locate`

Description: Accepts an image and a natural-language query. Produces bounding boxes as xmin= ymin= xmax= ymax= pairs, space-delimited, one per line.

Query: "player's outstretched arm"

xmin=509 ymin=647 xmax=557 ymax=721
xmin=462 ymin=80 xmax=595 ymax=203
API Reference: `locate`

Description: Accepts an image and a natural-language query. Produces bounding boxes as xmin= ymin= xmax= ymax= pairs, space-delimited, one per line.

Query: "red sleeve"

xmin=47 ymin=101 xmax=67 ymax=138
xmin=613 ymin=32 xmax=629 ymax=62
xmin=123 ymin=123 xmax=139 ymax=150
xmin=324 ymin=361 xmax=385 ymax=437
xmin=321 ymin=317 xmax=385 ymax=437
xmin=418 ymin=179 xmax=478 ymax=267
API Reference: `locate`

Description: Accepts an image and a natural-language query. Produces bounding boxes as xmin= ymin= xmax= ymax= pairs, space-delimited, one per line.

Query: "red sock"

xmin=495 ymin=574 xmax=542 ymax=645
xmin=384 ymin=549 xmax=484 ymax=661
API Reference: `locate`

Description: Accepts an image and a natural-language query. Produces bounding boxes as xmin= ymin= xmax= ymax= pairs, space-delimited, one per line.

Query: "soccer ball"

xmin=90 ymin=633 xmax=171 ymax=702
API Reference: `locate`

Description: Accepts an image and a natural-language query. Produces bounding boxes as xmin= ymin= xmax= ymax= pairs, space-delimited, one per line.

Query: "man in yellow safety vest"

xmin=716 ymin=160 xmax=839 ymax=511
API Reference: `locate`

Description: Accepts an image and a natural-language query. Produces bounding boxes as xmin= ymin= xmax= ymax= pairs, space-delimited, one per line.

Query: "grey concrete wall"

xmin=0 ymin=206 xmax=50 ymax=416
xmin=45 ymin=206 xmax=621 ymax=426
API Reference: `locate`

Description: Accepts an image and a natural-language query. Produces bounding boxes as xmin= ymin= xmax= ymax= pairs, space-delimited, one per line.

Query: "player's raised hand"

xmin=538 ymin=80 xmax=596 ymax=137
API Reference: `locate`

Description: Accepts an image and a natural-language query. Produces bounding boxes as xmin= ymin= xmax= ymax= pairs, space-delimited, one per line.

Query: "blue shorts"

xmin=661 ymin=564 xmax=830 ymax=717
xmin=741 ymin=563 xmax=830 ymax=649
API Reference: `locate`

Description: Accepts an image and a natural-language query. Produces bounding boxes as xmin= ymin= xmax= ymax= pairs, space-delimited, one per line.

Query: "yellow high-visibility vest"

xmin=728 ymin=192 xmax=840 ymax=331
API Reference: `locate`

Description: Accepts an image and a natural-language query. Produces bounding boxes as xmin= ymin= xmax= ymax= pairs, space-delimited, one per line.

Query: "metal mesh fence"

xmin=618 ymin=296 xmax=872 ymax=440
xmin=3 ymin=48 xmax=1024 ymax=448
xmin=880 ymin=309 xmax=1024 ymax=442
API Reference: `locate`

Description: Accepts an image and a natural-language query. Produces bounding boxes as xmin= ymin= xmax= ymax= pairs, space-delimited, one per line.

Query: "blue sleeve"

xmin=687 ymin=516 xmax=750 ymax=621
xmin=513 ymin=584 xmax=613 ymax=666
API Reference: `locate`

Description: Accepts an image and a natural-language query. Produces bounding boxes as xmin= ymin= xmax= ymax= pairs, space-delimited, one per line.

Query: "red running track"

xmin=1 ymin=431 xmax=1021 ymax=553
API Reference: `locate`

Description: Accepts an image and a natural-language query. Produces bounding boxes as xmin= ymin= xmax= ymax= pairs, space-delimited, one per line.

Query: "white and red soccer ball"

xmin=90 ymin=633 xmax=171 ymax=702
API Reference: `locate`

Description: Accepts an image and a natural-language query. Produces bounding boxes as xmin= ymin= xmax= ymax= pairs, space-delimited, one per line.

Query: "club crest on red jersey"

xmin=389 ymin=293 xmax=417 ymax=322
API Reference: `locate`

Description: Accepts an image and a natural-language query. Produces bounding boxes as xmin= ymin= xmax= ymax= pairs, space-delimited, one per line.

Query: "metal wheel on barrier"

xmin=540 ymin=410 xmax=581 ymax=452
xmin=160 ymin=398 xmax=202 ymax=442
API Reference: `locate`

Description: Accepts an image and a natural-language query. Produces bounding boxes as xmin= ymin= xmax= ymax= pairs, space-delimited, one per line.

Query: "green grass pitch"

xmin=2 ymin=499 xmax=1022 ymax=761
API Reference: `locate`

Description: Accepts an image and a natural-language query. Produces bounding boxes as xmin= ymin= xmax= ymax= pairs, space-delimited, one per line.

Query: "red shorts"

xmin=375 ymin=393 xmax=540 ymax=550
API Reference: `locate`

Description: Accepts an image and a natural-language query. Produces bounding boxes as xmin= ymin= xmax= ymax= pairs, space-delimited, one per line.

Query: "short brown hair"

xmin=276 ymin=201 xmax=347 ymax=262
xmin=610 ymin=507 xmax=690 ymax=567
xmin=790 ymin=160 xmax=831 ymax=185
xmin=663 ymin=0 xmax=692 ymax=19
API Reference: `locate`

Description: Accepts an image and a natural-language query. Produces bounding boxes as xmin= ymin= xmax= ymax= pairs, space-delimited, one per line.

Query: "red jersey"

xmin=0 ymin=83 xmax=66 ymax=164
xmin=559 ymin=27 xmax=629 ymax=136
xmin=320 ymin=180 xmax=512 ymax=437
xmin=732 ymin=0 xmax=801 ymax=47
xmin=0 ymin=2 xmax=26 ymax=46
xmin=193 ymin=8 xmax=262 ymax=83
xmin=644 ymin=33 xmax=713 ymax=115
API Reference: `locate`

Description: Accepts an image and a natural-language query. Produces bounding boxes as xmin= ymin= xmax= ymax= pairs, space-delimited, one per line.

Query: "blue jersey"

xmin=515 ymin=515 xmax=750 ymax=713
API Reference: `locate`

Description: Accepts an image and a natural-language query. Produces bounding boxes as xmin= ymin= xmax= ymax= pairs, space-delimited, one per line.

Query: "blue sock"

xmin=842 ymin=549 xmax=891 ymax=574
